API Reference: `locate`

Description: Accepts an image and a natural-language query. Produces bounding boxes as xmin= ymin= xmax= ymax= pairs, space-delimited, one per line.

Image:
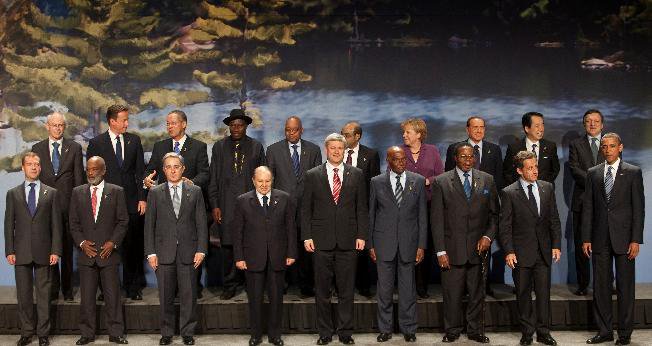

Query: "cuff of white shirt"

xmin=147 ymin=254 xmax=156 ymax=259
xmin=436 ymin=251 xmax=447 ymax=257
xmin=80 ymin=240 xmax=84 ymax=248
xmin=482 ymin=236 xmax=491 ymax=241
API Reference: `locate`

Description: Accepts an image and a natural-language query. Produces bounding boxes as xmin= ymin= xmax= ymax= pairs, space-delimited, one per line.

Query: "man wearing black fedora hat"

xmin=208 ymin=109 xmax=266 ymax=300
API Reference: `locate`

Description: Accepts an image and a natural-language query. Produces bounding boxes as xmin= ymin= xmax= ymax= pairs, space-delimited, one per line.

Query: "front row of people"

xmin=4 ymin=131 xmax=643 ymax=346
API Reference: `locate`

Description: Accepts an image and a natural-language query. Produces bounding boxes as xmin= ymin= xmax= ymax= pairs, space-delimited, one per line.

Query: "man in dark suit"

xmin=499 ymin=150 xmax=561 ymax=346
xmin=368 ymin=147 xmax=427 ymax=343
xmin=32 ymin=112 xmax=85 ymax=302
xmin=86 ymin=104 xmax=147 ymax=300
xmin=302 ymin=133 xmax=368 ymax=345
xmin=4 ymin=152 xmax=61 ymax=346
xmin=433 ymin=143 xmax=499 ymax=344
xmin=208 ymin=109 xmax=265 ymax=300
xmin=69 ymin=156 xmax=129 ymax=345
xmin=341 ymin=121 xmax=380 ymax=297
xmin=144 ymin=109 xmax=209 ymax=297
xmin=145 ymin=152 xmax=208 ymax=346
xmin=444 ymin=116 xmax=503 ymax=297
xmin=568 ymin=109 xmax=605 ymax=296
xmin=266 ymin=116 xmax=321 ymax=297
xmin=503 ymin=112 xmax=560 ymax=186
xmin=582 ymin=133 xmax=644 ymax=346
xmin=233 ymin=166 xmax=297 ymax=346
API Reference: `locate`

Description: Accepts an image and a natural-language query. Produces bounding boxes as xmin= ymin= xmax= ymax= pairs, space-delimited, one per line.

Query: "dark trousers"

xmin=314 ymin=248 xmax=357 ymax=338
xmin=376 ymin=252 xmax=417 ymax=334
xmin=122 ymin=213 xmax=145 ymax=294
xmin=442 ymin=261 xmax=484 ymax=336
xmin=592 ymin=245 xmax=635 ymax=338
xmin=222 ymin=245 xmax=244 ymax=292
xmin=245 ymin=261 xmax=285 ymax=339
xmin=79 ymin=264 xmax=124 ymax=338
xmin=573 ymin=211 xmax=591 ymax=290
xmin=355 ymin=249 xmax=372 ymax=293
xmin=51 ymin=216 xmax=74 ymax=299
xmin=15 ymin=263 xmax=51 ymax=337
xmin=296 ymin=227 xmax=314 ymax=293
xmin=156 ymin=258 xmax=198 ymax=337
xmin=513 ymin=251 xmax=551 ymax=337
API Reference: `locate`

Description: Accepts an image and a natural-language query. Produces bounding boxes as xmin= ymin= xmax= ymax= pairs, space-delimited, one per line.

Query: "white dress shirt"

xmin=108 ymin=129 xmax=125 ymax=159
xmin=389 ymin=170 xmax=406 ymax=195
xmin=525 ymin=137 xmax=540 ymax=159
xmin=288 ymin=140 xmax=301 ymax=157
xmin=519 ymin=178 xmax=540 ymax=214
xmin=326 ymin=161 xmax=345 ymax=193
xmin=603 ymin=158 xmax=620 ymax=183
xmin=24 ymin=180 xmax=41 ymax=209
xmin=80 ymin=180 xmax=105 ymax=247
xmin=49 ymin=138 xmax=63 ymax=158
xmin=256 ymin=190 xmax=271 ymax=207
xmin=346 ymin=144 xmax=359 ymax=167
xmin=468 ymin=139 xmax=483 ymax=163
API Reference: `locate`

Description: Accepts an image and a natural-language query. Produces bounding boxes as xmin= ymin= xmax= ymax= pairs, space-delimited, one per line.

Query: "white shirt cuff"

xmin=147 ymin=254 xmax=156 ymax=259
xmin=483 ymin=236 xmax=491 ymax=241
xmin=437 ymin=251 xmax=447 ymax=257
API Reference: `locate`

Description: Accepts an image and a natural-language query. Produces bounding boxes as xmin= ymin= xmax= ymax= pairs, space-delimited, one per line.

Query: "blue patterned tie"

xmin=27 ymin=183 xmax=36 ymax=216
xmin=291 ymin=144 xmax=300 ymax=178
xmin=463 ymin=172 xmax=471 ymax=200
xmin=173 ymin=141 xmax=180 ymax=154
xmin=605 ymin=166 xmax=614 ymax=204
xmin=52 ymin=142 xmax=60 ymax=175
xmin=115 ymin=136 xmax=123 ymax=167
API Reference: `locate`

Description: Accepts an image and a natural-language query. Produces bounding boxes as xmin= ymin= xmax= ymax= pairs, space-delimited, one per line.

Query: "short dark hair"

xmin=454 ymin=142 xmax=473 ymax=156
xmin=106 ymin=105 xmax=129 ymax=122
xmin=169 ymin=110 xmax=187 ymax=122
xmin=466 ymin=116 xmax=485 ymax=127
xmin=601 ymin=132 xmax=622 ymax=145
xmin=522 ymin=112 xmax=544 ymax=128
xmin=513 ymin=150 xmax=537 ymax=169
xmin=583 ymin=109 xmax=604 ymax=123
xmin=21 ymin=151 xmax=40 ymax=165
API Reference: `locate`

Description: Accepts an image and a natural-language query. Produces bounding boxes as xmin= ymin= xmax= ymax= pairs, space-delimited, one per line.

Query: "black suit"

xmin=32 ymin=138 xmax=85 ymax=299
xmin=266 ymin=139 xmax=321 ymax=293
xmin=302 ymin=163 xmax=368 ymax=338
xmin=568 ymin=135 xmax=605 ymax=290
xmin=445 ymin=140 xmax=503 ymax=189
xmin=503 ymin=138 xmax=560 ymax=186
xmin=86 ymin=131 xmax=146 ymax=295
xmin=499 ymin=180 xmax=561 ymax=337
xmin=582 ymin=161 xmax=644 ymax=338
xmin=233 ymin=189 xmax=297 ymax=339
xmin=4 ymin=182 xmax=62 ymax=338
xmin=69 ymin=183 xmax=128 ymax=339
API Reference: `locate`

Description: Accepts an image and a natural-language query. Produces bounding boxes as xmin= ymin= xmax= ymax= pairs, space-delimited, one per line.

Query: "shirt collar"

xmin=587 ymin=133 xmax=602 ymax=142
xmin=525 ymin=137 xmax=540 ymax=148
xmin=49 ymin=137 xmax=63 ymax=146
xmin=389 ymin=170 xmax=404 ymax=181
xmin=519 ymin=178 xmax=537 ymax=190
xmin=24 ymin=180 xmax=40 ymax=188
xmin=288 ymin=140 xmax=301 ymax=148
xmin=606 ymin=158 xmax=620 ymax=170
xmin=456 ymin=167 xmax=472 ymax=179
xmin=172 ymin=134 xmax=187 ymax=146
xmin=255 ymin=190 xmax=271 ymax=201
xmin=167 ymin=181 xmax=182 ymax=190
xmin=468 ymin=138 xmax=483 ymax=148
xmin=90 ymin=180 xmax=105 ymax=190
xmin=326 ymin=161 xmax=344 ymax=172
xmin=349 ymin=143 xmax=359 ymax=153
xmin=108 ymin=129 xmax=122 ymax=141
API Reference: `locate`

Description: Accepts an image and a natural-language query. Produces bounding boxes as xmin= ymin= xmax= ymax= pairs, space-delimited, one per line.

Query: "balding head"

xmin=46 ymin=112 xmax=66 ymax=140
xmin=252 ymin=166 xmax=273 ymax=195
xmin=386 ymin=146 xmax=407 ymax=174
xmin=285 ymin=116 xmax=303 ymax=143
xmin=86 ymin=156 xmax=106 ymax=185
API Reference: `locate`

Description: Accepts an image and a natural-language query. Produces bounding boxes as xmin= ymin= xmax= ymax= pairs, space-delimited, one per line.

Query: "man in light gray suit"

xmin=5 ymin=152 xmax=62 ymax=346
xmin=145 ymin=152 xmax=208 ymax=346
xmin=368 ymin=146 xmax=427 ymax=343
xmin=266 ymin=116 xmax=322 ymax=296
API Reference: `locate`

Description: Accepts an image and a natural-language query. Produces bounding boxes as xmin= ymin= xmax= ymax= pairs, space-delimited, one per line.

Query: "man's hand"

xmin=144 ymin=171 xmax=157 ymax=189
xmin=552 ymin=249 xmax=561 ymax=263
xmin=148 ymin=255 xmax=158 ymax=271
xmin=477 ymin=237 xmax=491 ymax=254
xmin=81 ymin=240 xmax=97 ymax=258
xmin=355 ymin=239 xmax=365 ymax=251
xmin=6 ymin=255 xmax=15 ymax=265
xmin=416 ymin=248 xmax=425 ymax=264
xmin=437 ymin=253 xmax=450 ymax=270
xmin=181 ymin=177 xmax=194 ymax=185
xmin=138 ymin=201 xmax=147 ymax=215
xmin=582 ymin=242 xmax=592 ymax=258
xmin=193 ymin=253 xmax=205 ymax=269
xmin=369 ymin=248 xmax=377 ymax=263
xmin=49 ymin=254 xmax=59 ymax=266
xmin=236 ymin=260 xmax=247 ymax=270
xmin=100 ymin=241 xmax=115 ymax=259
xmin=627 ymin=242 xmax=640 ymax=260
xmin=286 ymin=258 xmax=295 ymax=266
xmin=304 ymin=239 xmax=315 ymax=252
xmin=212 ymin=208 xmax=222 ymax=224
xmin=505 ymin=253 xmax=518 ymax=269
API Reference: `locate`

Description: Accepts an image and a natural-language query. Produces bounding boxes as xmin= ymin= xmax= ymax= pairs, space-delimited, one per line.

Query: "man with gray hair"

xmin=302 ymin=133 xmax=368 ymax=345
xmin=32 ymin=111 xmax=85 ymax=301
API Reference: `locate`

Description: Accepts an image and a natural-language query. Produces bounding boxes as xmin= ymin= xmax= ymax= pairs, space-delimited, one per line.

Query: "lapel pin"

xmin=487 ymin=149 xmax=491 ymax=154
xmin=183 ymin=147 xmax=187 ymax=152
xmin=274 ymin=200 xmax=278 ymax=205
xmin=65 ymin=148 xmax=69 ymax=153
xmin=43 ymin=190 xmax=47 ymax=196
xmin=127 ymin=140 xmax=131 ymax=145
xmin=363 ymin=157 xmax=367 ymax=162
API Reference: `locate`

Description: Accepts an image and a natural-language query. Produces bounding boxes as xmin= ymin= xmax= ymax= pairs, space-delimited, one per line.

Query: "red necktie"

xmin=346 ymin=150 xmax=354 ymax=165
xmin=91 ymin=187 xmax=98 ymax=219
xmin=332 ymin=168 xmax=341 ymax=204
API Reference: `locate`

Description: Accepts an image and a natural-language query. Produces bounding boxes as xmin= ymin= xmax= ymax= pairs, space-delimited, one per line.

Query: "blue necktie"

xmin=52 ymin=142 xmax=60 ymax=175
xmin=115 ymin=136 xmax=123 ymax=167
xmin=262 ymin=195 xmax=269 ymax=215
xmin=27 ymin=182 xmax=36 ymax=216
xmin=463 ymin=172 xmax=471 ymax=200
xmin=174 ymin=141 xmax=180 ymax=154
xmin=291 ymin=144 xmax=300 ymax=178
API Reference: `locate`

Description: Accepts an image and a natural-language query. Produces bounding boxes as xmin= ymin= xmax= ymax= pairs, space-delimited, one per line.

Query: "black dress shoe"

xmin=39 ymin=336 xmax=50 ymax=346
xmin=64 ymin=294 xmax=74 ymax=301
xmin=586 ymin=334 xmax=614 ymax=344
xmin=338 ymin=335 xmax=354 ymax=344
xmin=131 ymin=292 xmax=143 ymax=301
xmin=486 ymin=287 xmax=495 ymax=297
xmin=316 ymin=336 xmax=332 ymax=345
xmin=197 ymin=289 xmax=203 ymax=299
xmin=268 ymin=337 xmax=284 ymax=346
xmin=220 ymin=290 xmax=236 ymax=300
xmin=574 ymin=288 xmax=588 ymax=296
xmin=300 ymin=289 xmax=315 ymax=298
xmin=76 ymin=337 xmax=95 ymax=345
xmin=248 ymin=336 xmax=262 ymax=346
xmin=615 ymin=336 xmax=631 ymax=345
xmin=536 ymin=334 xmax=557 ymax=345
xmin=159 ymin=336 xmax=172 ymax=345
xmin=97 ymin=293 xmax=104 ymax=301
xmin=403 ymin=333 xmax=416 ymax=342
xmin=17 ymin=336 xmax=31 ymax=346
xmin=109 ymin=336 xmax=128 ymax=344
xmin=182 ymin=336 xmax=195 ymax=345
xmin=442 ymin=334 xmax=459 ymax=343
xmin=377 ymin=333 xmax=392 ymax=342
xmin=468 ymin=334 xmax=490 ymax=343
xmin=358 ymin=288 xmax=372 ymax=298
xmin=519 ymin=334 xmax=533 ymax=345
xmin=417 ymin=290 xmax=430 ymax=299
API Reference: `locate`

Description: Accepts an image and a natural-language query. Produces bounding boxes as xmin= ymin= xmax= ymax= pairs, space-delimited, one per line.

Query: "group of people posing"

xmin=3 ymin=106 xmax=644 ymax=346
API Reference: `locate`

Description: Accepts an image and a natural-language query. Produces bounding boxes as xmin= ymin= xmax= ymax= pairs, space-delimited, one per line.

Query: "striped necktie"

xmin=395 ymin=175 xmax=403 ymax=206
xmin=332 ymin=168 xmax=341 ymax=204
xmin=605 ymin=166 xmax=614 ymax=203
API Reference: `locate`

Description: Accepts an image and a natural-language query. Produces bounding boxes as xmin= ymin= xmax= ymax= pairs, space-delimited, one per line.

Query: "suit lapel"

xmin=578 ymin=138 xmax=595 ymax=165
xmin=57 ymin=139 xmax=71 ymax=176
xmin=282 ymin=140 xmax=297 ymax=182
xmin=516 ymin=183 xmax=539 ymax=217
xmin=609 ymin=161 xmax=626 ymax=200
xmin=82 ymin=184 xmax=95 ymax=223
xmin=163 ymin=183 xmax=177 ymax=218
xmin=249 ymin=192 xmax=265 ymax=216
xmin=38 ymin=141 xmax=56 ymax=177
xmin=177 ymin=182 xmax=189 ymax=218
xmin=470 ymin=169 xmax=482 ymax=200
xmin=268 ymin=191 xmax=279 ymax=215
xmin=356 ymin=146 xmax=368 ymax=168
xmin=16 ymin=184 xmax=27 ymax=214
xmin=384 ymin=172 xmax=398 ymax=207
xmin=180 ymin=137 xmax=190 ymax=155
xmin=96 ymin=185 xmax=112 ymax=223
xmin=320 ymin=164 xmax=336 ymax=206
xmin=450 ymin=171 xmax=468 ymax=202
xmin=595 ymin=163 xmax=608 ymax=202
xmin=32 ymin=185 xmax=48 ymax=217
xmin=339 ymin=165 xmax=352 ymax=202
xmin=102 ymin=132 xmax=120 ymax=170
